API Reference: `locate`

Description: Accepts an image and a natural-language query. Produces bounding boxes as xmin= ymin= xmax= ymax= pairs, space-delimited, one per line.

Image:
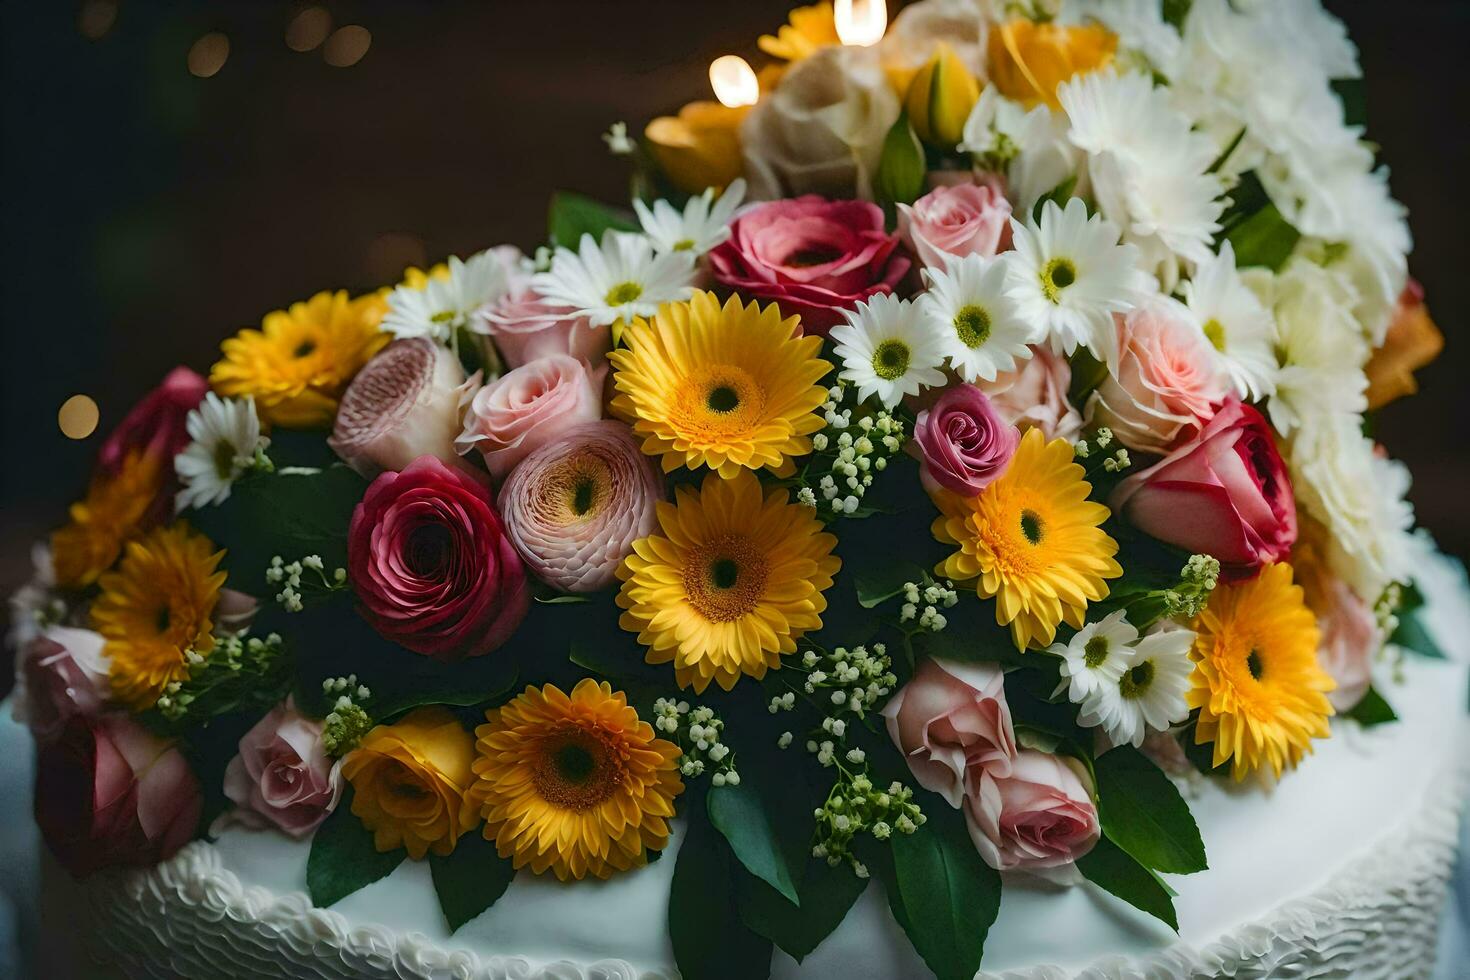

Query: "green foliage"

xmin=1332 ymin=78 xmax=1367 ymax=129
xmin=1343 ymin=685 xmax=1398 ymax=728
xmin=429 ymin=831 xmax=517 ymax=933
xmin=737 ymin=856 xmax=869 ymax=963
xmin=307 ymin=788 xmax=405 ymax=907
xmin=669 ymin=804 xmax=775 ymax=980
xmin=708 ymin=779 xmax=805 ymax=905
xmin=547 ymin=191 xmax=638 ymax=248
xmin=1161 ymin=0 xmax=1192 ymax=31
xmin=1216 ymin=171 xmax=1300 ymax=271
xmin=1078 ymin=835 xmax=1179 ymax=931
xmin=854 ymin=560 xmax=928 ymax=609
xmin=1391 ymin=581 xmax=1447 ymax=660
xmin=1031 ymin=175 xmax=1079 ymax=224
xmin=1093 ymin=746 xmax=1207 ymax=875
xmin=874 ymin=112 xmax=926 ymax=207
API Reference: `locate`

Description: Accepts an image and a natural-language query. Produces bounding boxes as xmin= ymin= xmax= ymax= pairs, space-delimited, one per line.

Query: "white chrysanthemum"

xmin=1180 ymin=241 xmax=1277 ymax=401
xmin=959 ymin=87 xmax=1081 ymax=215
xmin=1049 ymin=610 xmax=1138 ymax=706
xmin=175 ymin=393 xmax=268 ymax=512
xmin=1079 ymin=626 xmax=1195 ymax=750
xmin=829 ymin=294 xmax=947 ymax=409
xmin=634 ymin=179 xmax=746 ymax=256
xmin=917 ymin=254 xmax=1036 ymax=383
xmin=1058 ymin=70 xmax=1224 ymax=273
xmin=1005 ymin=198 xmax=1148 ymax=360
xmin=1262 ymin=259 xmax=1367 ymax=435
xmin=1290 ymin=414 xmax=1415 ymax=603
xmin=383 ymin=249 xmax=513 ymax=344
xmin=531 ymin=230 xmax=696 ymax=329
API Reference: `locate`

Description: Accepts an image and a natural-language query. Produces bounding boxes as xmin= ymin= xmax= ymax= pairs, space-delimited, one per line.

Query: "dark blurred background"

xmin=2 ymin=0 xmax=1466 ymax=660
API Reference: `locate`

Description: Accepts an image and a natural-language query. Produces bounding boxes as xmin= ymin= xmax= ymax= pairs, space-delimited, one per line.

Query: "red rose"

xmin=1111 ymin=399 xmax=1296 ymax=577
xmin=348 ymin=455 xmax=530 ymax=661
xmin=708 ymin=196 xmax=910 ymax=335
xmin=34 ymin=714 xmax=201 ymax=878
xmin=98 ymin=366 xmax=208 ymax=474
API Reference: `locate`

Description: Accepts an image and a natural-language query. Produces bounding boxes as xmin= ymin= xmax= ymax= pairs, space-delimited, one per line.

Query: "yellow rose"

xmin=341 ymin=706 xmax=477 ymax=859
xmin=645 ymin=101 xmax=748 ymax=195
xmin=904 ymin=42 xmax=980 ymax=149
xmin=987 ymin=19 xmax=1116 ymax=110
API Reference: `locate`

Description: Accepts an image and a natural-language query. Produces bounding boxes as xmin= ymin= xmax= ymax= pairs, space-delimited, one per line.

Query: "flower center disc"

xmin=1120 ymin=660 xmax=1155 ymax=699
xmin=1040 ymin=257 xmax=1077 ymax=303
xmin=1246 ymin=648 xmax=1264 ymax=681
xmin=672 ymin=366 xmax=766 ymax=439
xmin=1019 ymin=508 xmax=1045 ymax=545
xmin=605 ymin=280 xmax=644 ymax=305
xmin=1083 ymin=635 xmax=1110 ymax=668
xmin=683 ymin=534 xmax=769 ymax=623
xmin=533 ymin=727 xmax=624 ymax=811
xmin=953 ymin=305 xmax=992 ymax=348
xmin=872 ymin=339 xmax=911 ymax=381
xmin=1202 ymin=318 xmax=1227 ymax=351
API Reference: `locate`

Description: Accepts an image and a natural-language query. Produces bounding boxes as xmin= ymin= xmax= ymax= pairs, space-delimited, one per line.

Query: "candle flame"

xmin=835 ymin=0 xmax=887 ymax=47
xmin=709 ymin=55 xmax=759 ymax=108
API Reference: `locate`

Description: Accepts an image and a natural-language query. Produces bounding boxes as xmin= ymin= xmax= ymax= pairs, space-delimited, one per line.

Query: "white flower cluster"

xmin=899 ymin=579 xmax=958 ymax=632
xmin=156 ymin=631 xmax=286 ymax=723
xmin=1163 ymin=554 xmax=1221 ymax=620
xmin=1072 ymin=426 xmax=1130 ymax=472
xmin=788 ymin=643 xmax=898 ymax=721
xmin=797 ymin=382 xmax=906 ymax=517
xmin=321 ymin=675 xmax=373 ymax=756
xmin=267 ymin=554 xmax=347 ymax=613
xmin=811 ymin=774 xmax=926 ymax=877
xmin=653 ymin=698 xmax=739 ymax=785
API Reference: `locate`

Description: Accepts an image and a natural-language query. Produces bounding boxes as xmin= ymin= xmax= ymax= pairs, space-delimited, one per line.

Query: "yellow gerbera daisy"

xmin=609 ymin=291 xmax=830 ymax=479
xmin=400 ymin=262 xmax=450 ymax=289
xmin=211 ymin=289 xmax=389 ymax=428
xmin=465 ymin=679 xmax=683 ymax=881
xmin=932 ymin=427 xmax=1121 ymax=650
xmin=617 ymin=468 xmax=840 ymax=693
xmin=1188 ymin=562 xmax=1335 ymax=781
xmin=92 ymin=523 xmax=226 ymax=710
xmin=51 ymin=449 xmax=163 ymax=590
xmin=758 ymin=2 xmax=840 ymax=62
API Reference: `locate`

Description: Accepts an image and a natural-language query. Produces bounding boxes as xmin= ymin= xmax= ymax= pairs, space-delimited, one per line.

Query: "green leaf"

xmin=1094 ymin=746 xmax=1207 ymax=875
xmin=1343 ymin=685 xmax=1399 ymax=728
xmin=874 ymin=111 xmax=926 ymax=206
xmin=547 ymin=191 xmax=637 ymax=248
xmin=1391 ymin=606 xmax=1446 ymax=660
xmin=1077 ymin=835 xmax=1179 ymax=931
xmin=886 ymin=804 xmax=1001 ymax=980
xmin=855 ymin=560 xmax=927 ymax=609
xmin=1161 ymin=0 xmax=1192 ymax=31
xmin=737 ymin=856 xmax=868 ymax=962
xmin=670 ymin=810 xmax=774 ymax=980
xmin=1332 ymin=77 xmax=1367 ymax=129
xmin=708 ymin=781 xmax=803 ymax=905
xmin=1225 ymin=202 xmax=1300 ymax=272
xmin=307 ymin=788 xmax=406 ymax=907
xmin=429 ymin=831 xmax=516 ymax=932
xmin=1031 ymin=175 xmax=1078 ymax=224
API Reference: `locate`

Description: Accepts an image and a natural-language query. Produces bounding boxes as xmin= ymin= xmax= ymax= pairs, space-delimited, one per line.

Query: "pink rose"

xmin=883 ymin=658 xmax=1016 ymax=808
xmin=1111 ymin=399 xmax=1297 ymax=577
xmin=21 ymin=627 xmax=110 ymax=742
xmin=1295 ymin=548 xmax=1380 ymax=712
xmin=913 ymin=385 xmax=1021 ymax=496
xmin=330 ymin=338 xmax=481 ymax=481
xmin=348 ymin=455 xmax=530 ymax=661
xmin=898 ymin=183 xmax=1013 ymax=270
xmin=708 ymin=197 xmax=910 ymax=336
xmin=977 ymin=345 xmax=1084 ymax=444
xmin=98 ymin=366 xmax=208 ymax=475
xmin=34 ymin=714 xmax=201 ymax=878
xmin=222 ymin=699 xmax=342 ymax=838
xmin=964 ymin=749 xmax=1100 ymax=876
xmin=1088 ymin=302 xmax=1228 ymax=455
xmin=456 ymin=355 xmax=606 ymax=480
xmin=476 ymin=289 xmax=610 ymax=370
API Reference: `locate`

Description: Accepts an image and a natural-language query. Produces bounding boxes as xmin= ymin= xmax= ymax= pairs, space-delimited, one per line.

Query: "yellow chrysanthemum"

xmin=758 ymin=1 xmax=840 ymax=62
xmin=1188 ymin=562 xmax=1335 ymax=781
xmin=92 ymin=523 xmax=226 ymax=710
xmin=617 ymin=469 xmax=840 ymax=693
xmin=465 ymin=679 xmax=683 ymax=881
xmin=932 ymin=427 xmax=1121 ymax=650
xmin=51 ymin=450 xmax=163 ymax=590
xmin=211 ymin=289 xmax=389 ymax=428
xmin=609 ymin=291 xmax=830 ymax=479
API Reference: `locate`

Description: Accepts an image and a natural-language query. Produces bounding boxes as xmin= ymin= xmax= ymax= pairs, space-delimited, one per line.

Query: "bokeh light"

xmin=187 ymin=33 xmax=230 ymax=78
xmin=58 ymin=395 xmax=100 ymax=440
xmin=286 ymin=7 xmax=332 ymax=53
xmin=77 ymin=0 xmax=118 ymax=41
xmin=323 ymin=26 xmax=371 ymax=68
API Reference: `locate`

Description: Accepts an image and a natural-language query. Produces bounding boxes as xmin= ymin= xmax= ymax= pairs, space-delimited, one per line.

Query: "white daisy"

xmin=1049 ymin=610 xmax=1138 ymax=705
xmin=1082 ymin=626 xmax=1195 ymax=750
xmin=175 ymin=393 xmax=268 ymax=512
xmin=383 ymin=249 xmax=514 ymax=344
xmin=829 ymin=294 xmax=947 ymax=409
xmin=917 ymin=254 xmax=1036 ymax=383
xmin=959 ymin=87 xmax=1081 ymax=215
xmin=1262 ymin=258 xmax=1367 ymax=435
xmin=1005 ymin=197 xmax=1148 ymax=360
xmin=1180 ymin=241 xmax=1278 ymax=401
xmin=531 ymin=230 xmax=696 ymax=329
xmin=634 ymin=179 xmax=746 ymax=255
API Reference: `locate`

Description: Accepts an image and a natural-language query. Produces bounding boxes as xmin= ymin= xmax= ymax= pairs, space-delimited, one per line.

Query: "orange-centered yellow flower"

xmin=987 ymin=18 xmax=1116 ymax=109
xmin=51 ymin=449 xmax=164 ymax=590
xmin=91 ymin=523 xmax=225 ymax=711
xmin=932 ymin=427 xmax=1121 ymax=650
xmin=610 ymin=291 xmax=830 ymax=479
xmin=1189 ymin=562 xmax=1335 ymax=782
xmin=465 ymin=679 xmax=683 ymax=881
xmin=617 ymin=468 xmax=840 ymax=693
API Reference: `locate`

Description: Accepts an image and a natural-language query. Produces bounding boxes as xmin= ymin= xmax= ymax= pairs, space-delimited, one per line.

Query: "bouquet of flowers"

xmin=15 ymin=1 xmax=1449 ymax=978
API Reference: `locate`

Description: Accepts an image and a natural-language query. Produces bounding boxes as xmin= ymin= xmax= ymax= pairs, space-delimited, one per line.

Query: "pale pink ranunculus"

xmin=898 ymin=183 xmax=1013 ymax=270
xmin=456 ymin=355 xmax=606 ymax=481
xmin=476 ymin=288 xmax=610 ymax=370
xmin=914 ymin=385 xmax=1020 ymax=496
xmin=21 ymin=627 xmax=111 ymax=742
xmin=964 ymin=748 xmax=1100 ymax=876
xmin=1088 ymin=302 xmax=1229 ymax=455
xmin=1111 ymin=398 xmax=1296 ymax=578
xmin=330 ymin=338 xmax=480 ymax=481
xmin=222 ymin=699 xmax=342 ymax=838
xmin=498 ymin=420 xmax=661 ymax=593
xmin=883 ymin=658 xmax=1016 ymax=808
xmin=977 ymin=345 xmax=1084 ymax=443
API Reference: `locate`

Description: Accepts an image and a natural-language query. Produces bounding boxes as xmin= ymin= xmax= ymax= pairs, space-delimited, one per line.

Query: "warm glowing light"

xmin=323 ymin=25 xmax=372 ymax=67
xmin=834 ymin=0 xmax=887 ymax=46
xmin=709 ymin=55 xmax=759 ymax=109
xmin=187 ymin=33 xmax=230 ymax=78
xmin=286 ymin=6 xmax=332 ymax=53
xmin=59 ymin=395 xmax=99 ymax=440
xmin=77 ymin=0 xmax=117 ymax=41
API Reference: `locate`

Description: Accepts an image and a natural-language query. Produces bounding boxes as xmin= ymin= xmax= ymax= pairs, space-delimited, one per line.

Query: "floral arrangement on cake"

xmin=13 ymin=1 xmax=1451 ymax=978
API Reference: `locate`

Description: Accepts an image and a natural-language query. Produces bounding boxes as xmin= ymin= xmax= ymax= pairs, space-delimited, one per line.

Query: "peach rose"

xmin=456 ymin=355 xmax=606 ymax=480
xmin=977 ymin=345 xmax=1084 ymax=443
xmin=883 ymin=658 xmax=1016 ymax=807
xmin=897 ymin=183 xmax=1013 ymax=270
xmin=964 ymin=749 xmax=1100 ymax=876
